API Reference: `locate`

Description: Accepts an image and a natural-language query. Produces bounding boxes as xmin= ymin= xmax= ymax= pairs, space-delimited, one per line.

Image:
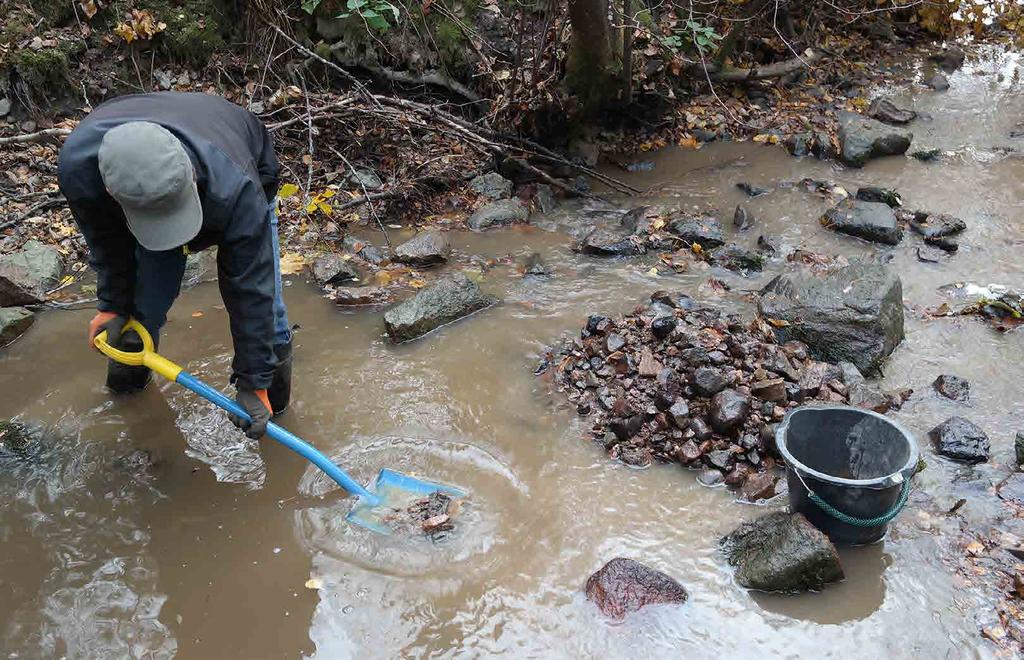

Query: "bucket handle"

xmin=795 ymin=469 xmax=912 ymax=528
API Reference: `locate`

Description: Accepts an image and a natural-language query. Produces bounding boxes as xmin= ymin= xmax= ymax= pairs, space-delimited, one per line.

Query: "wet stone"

xmin=690 ymin=417 xmax=712 ymax=441
xmin=585 ymin=558 xmax=688 ymax=619
xmin=341 ymin=236 xmax=388 ymax=265
xmin=332 ymin=286 xmax=389 ymax=306
xmin=522 ymin=252 xmax=549 ymax=276
xmin=668 ymin=216 xmax=725 ymax=250
xmin=933 ymin=374 xmax=969 ymax=402
xmin=708 ymin=244 xmax=764 ymax=273
xmin=605 ymin=333 xmax=626 ymax=353
xmin=0 ymin=240 xmax=63 ymax=306
xmin=0 ymin=307 xmax=34 ymax=347
xmin=578 ymin=229 xmax=643 ymax=257
xmin=740 ymin=470 xmax=777 ymax=501
xmin=651 ymin=316 xmax=676 ymax=340
xmin=929 ymin=416 xmax=990 ymax=463
xmin=822 ymin=199 xmax=902 ymax=245
xmin=393 ymin=230 xmax=450 ymax=267
xmin=999 ymin=473 xmax=1024 ymax=505
xmin=311 ymin=254 xmax=360 ymax=286
xmin=707 ymin=449 xmax=733 ymax=471
xmin=855 ymin=186 xmax=902 ymax=208
xmin=929 ymin=47 xmax=965 ymax=72
xmin=736 ymin=182 xmax=771 ymax=197
xmin=926 ymin=72 xmax=950 ymax=91
xmin=618 ymin=444 xmax=653 ymax=468
xmin=909 ymin=213 xmax=966 ymax=239
xmin=868 ymin=97 xmax=917 ymax=125
xmin=838 ymin=111 xmax=913 ymax=168
xmin=667 ymin=401 xmax=690 ymax=427
xmin=383 ymin=273 xmax=498 ymax=342
xmin=751 ymin=378 xmax=786 ymax=402
xmin=654 ymin=390 xmax=675 ymax=411
xmin=677 ymin=440 xmax=701 ymax=463
xmin=1016 ymin=431 xmax=1024 ymax=467
xmin=912 ymin=148 xmax=942 ymax=162
xmin=698 ymin=468 xmax=725 ymax=487
xmin=733 ymin=205 xmax=754 ymax=230
xmin=586 ymin=315 xmax=612 ymax=336
xmin=692 ymin=368 xmax=728 ymax=397
xmin=721 ymin=512 xmax=844 ymax=593
xmin=709 ymin=389 xmax=751 ymax=435
xmin=784 ymin=133 xmax=812 ymax=157
xmin=467 ymin=199 xmax=529 ymax=230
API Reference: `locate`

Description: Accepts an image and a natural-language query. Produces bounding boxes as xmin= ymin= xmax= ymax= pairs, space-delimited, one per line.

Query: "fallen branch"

xmin=0 ymin=128 xmax=72 ymax=146
xmin=329 ymin=45 xmax=483 ymax=106
xmin=708 ymin=49 xmax=822 ymax=81
xmin=0 ymin=196 xmax=64 ymax=231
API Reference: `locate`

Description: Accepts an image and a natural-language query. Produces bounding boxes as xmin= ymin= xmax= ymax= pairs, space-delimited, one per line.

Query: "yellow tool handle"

xmin=93 ymin=318 xmax=183 ymax=382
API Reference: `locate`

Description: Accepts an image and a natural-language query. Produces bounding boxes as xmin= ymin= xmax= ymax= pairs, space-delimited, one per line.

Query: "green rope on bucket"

xmin=805 ymin=478 xmax=912 ymax=528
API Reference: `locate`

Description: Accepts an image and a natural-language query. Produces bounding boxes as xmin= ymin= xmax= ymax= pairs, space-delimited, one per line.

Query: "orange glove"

xmin=228 ymin=388 xmax=273 ymax=439
xmin=88 ymin=312 xmax=126 ymax=351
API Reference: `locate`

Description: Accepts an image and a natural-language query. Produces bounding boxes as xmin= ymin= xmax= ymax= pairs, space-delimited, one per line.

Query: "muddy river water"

xmin=2 ymin=50 xmax=1024 ymax=659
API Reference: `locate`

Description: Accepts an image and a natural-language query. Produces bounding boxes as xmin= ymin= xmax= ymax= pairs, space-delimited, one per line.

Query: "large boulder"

xmin=822 ymin=199 xmax=903 ymax=245
xmin=667 ymin=216 xmax=725 ymax=249
xmin=468 ymin=172 xmax=513 ymax=200
xmin=393 ymin=230 xmax=450 ymax=267
xmin=467 ymin=199 xmax=529 ymax=231
xmin=838 ymin=111 xmax=912 ymax=167
xmin=721 ymin=512 xmax=844 ymax=593
xmin=0 ymin=307 xmax=34 ymax=346
xmin=758 ymin=265 xmax=904 ymax=374
xmin=384 ymin=273 xmax=497 ymax=342
xmin=929 ymin=416 xmax=990 ymax=463
xmin=585 ymin=557 xmax=688 ymax=619
xmin=0 ymin=240 xmax=62 ymax=306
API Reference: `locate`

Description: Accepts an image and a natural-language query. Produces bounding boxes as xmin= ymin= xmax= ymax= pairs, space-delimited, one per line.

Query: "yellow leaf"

xmin=651 ymin=218 xmax=665 ymax=230
xmin=375 ymin=271 xmax=393 ymax=286
xmin=753 ymin=134 xmax=780 ymax=145
xmin=315 ymin=201 xmax=334 ymax=217
xmin=408 ymin=278 xmax=427 ymax=289
xmin=80 ymin=0 xmax=98 ymax=18
xmin=59 ymin=274 xmax=75 ymax=286
xmin=191 ymin=311 xmax=204 ymax=318
xmin=677 ymin=136 xmax=699 ymax=149
xmin=319 ymin=189 xmax=336 ymax=200
xmin=304 ymin=578 xmax=323 ymax=590
xmin=646 ymin=267 xmax=659 ymax=276
xmin=279 ymin=252 xmax=307 ymax=275
xmin=278 ymin=183 xmax=299 ymax=199
xmin=114 ymin=22 xmax=136 ymax=44
xmin=766 ymin=318 xmax=791 ymax=328
xmin=691 ymin=243 xmax=704 ymax=255
xmin=304 ymin=201 xmax=318 ymax=214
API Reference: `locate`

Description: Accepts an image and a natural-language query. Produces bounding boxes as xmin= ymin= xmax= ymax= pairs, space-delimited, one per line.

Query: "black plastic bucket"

xmin=776 ymin=405 xmax=919 ymax=545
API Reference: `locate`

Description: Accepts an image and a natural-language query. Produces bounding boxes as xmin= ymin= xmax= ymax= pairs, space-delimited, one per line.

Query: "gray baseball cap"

xmin=98 ymin=121 xmax=202 ymax=251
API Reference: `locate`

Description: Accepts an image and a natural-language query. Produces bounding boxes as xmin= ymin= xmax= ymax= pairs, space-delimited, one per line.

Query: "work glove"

xmin=229 ymin=388 xmax=272 ymax=439
xmin=88 ymin=311 xmax=127 ymax=351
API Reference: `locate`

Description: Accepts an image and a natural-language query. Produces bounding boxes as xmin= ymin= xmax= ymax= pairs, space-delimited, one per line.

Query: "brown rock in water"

xmin=332 ymin=286 xmax=389 ymax=306
xmin=585 ymin=558 xmax=688 ymax=619
xmin=740 ymin=470 xmax=778 ymax=501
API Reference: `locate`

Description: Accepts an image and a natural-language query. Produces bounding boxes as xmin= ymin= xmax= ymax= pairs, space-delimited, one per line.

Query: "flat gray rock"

xmin=384 ymin=273 xmax=497 ymax=342
xmin=758 ymin=264 xmax=904 ymax=374
xmin=838 ymin=111 xmax=913 ymax=167
xmin=0 ymin=240 xmax=62 ymax=306
xmin=311 ymin=253 xmax=360 ymax=285
xmin=393 ymin=230 xmax=450 ymax=267
xmin=822 ymin=199 xmax=903 ymax=245
xmin=668 ymin=216 xmax=725 ymax=249
xmin=467 ymin=199 xmax=529 ymax=231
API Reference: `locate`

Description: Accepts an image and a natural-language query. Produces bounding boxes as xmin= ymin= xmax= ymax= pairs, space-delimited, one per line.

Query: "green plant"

xmin=658 ymin=19 xmax=722 ymax=54
xmin=302 ymin=0 xmax=399 ymax=31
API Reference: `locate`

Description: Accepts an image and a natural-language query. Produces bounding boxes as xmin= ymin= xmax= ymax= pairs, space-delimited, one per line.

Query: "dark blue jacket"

xmin=57 ymin=92 xmax=281 ymax=390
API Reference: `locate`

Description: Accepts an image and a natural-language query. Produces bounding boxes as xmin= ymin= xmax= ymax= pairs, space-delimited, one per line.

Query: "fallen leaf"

xmin=766 ymin=318 xmax=791 ymax=328
xmin=80 ymin=0 xmax=98 ymax=18
xmin=191 ymin=311 xmax=204 ymax=318
xmin=966 ymin=541 xmax=985 ymax=556
xmin=278 ymin=183 xmax=300 ymax=199
xmin=304 ymin=578 xmax=323 ymax=590
xmin=279 ymin=252 xmax=307 ymax=275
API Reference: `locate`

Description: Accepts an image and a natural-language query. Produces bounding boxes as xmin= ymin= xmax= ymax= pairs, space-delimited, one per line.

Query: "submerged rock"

xmin=911 ymin=149 xmax=942 ymax=162
xmin=926 ymin=72 xmax=950 ymax=91
xmin=311 ymin=253 xmax=360 ymax=285
xmin=721 ymin=512 xmax=843 ymax=593
xmin=668 ymin=216 xmax=725 ymax=249
xmin=383 ymin=273 xmax=498 ymax=342
xmin=908 ymin=213 xmax=966 ymax=239
xmin=341 ymin=236 xmax=388 ymax=266
xmin=855 ymin=186 xmax=902 ymax=208
xmin=733 ymin=205 xmax=753 ymax=230
xmin=1016 ymin=431 xmax=1024 ymax=467
xmin=393 ymin=230 xmax=450 ymax=267
xmin=585 ymin=557 xmax=688 ymax=619
xmin=930 ymin=416 xmax=990 ymax=463
xmin=758 ymin=265 xmax=904 ymax=374
xmin=784 ymin=133 xmax=812 ymax=157
xmin=0 ymin=307 xmax=34 ymax=346
xmin=522 ymin=252 xmax=550 ymax=276
xmin=822 ymin=199 xmax=903 ymax=245
xmin=929 ymin=48 xmax=965 ymax=72
xmin=0 ymin=240 xmax=62 ymax=306
xmin=708 ymin=243 xmax=764 ymax=273
xmin=933 ymin=374 xmax=969 ymax=402
xmin=577 ymin=229 xmax=643 ymax=257
xmin=868 ymin=97 xmax=917 ymax=125
xmin=736 ymin=182 xmax=771 ymax=197
xmin=468 ymin=172 xmax=513 ymax=200
xmin=838 ymin=111 xmax=913 ymax=167
xmin=467 ymin=199 xmax=529 ymax=231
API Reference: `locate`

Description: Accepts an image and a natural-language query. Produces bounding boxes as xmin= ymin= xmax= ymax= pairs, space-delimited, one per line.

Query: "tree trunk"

xmin=565 ymin=0 xmax=616 ymax=115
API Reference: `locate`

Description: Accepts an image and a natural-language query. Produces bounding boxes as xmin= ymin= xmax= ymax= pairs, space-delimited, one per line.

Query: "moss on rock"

xmin=11 ymin=47 xmax=70 ymax=100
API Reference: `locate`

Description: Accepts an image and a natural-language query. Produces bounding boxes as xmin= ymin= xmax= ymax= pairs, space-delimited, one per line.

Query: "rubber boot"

xmin=106 ymin=329 xmax=153 ymax=394
xmin=268 ymin=340 xmax=292 ymax=416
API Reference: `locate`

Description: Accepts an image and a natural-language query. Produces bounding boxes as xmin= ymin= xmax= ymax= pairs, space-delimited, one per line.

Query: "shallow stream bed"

xmin=2 ymin=49 xmax=1024 ymax=659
